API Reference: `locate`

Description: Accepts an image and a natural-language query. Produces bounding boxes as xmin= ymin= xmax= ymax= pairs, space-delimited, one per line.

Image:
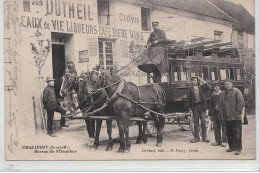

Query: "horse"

xmin=86 ymin=69 xmax=166 ymax=153
xmin=77 ymin=71 xmax=113 ymax=151
xmin=60 ymin=73 xmax=78 ymax=113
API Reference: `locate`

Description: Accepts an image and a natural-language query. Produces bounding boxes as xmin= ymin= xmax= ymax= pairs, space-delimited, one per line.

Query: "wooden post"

xmin=37 ymin=76 xmax=47 ymax=133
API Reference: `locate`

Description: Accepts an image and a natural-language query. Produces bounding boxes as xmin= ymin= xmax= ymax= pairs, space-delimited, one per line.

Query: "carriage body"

xmin=137 ymin=38 xmax=245 ymax=134
xmin=138 ymin=38 xmax=245 ymax=111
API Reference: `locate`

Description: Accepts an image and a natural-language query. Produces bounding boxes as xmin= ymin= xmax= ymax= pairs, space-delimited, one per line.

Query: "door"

xmin=52 ymin=44 xmax=65 ymax=98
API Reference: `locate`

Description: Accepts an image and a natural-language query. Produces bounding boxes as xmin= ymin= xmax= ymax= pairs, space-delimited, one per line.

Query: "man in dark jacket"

xmin=147 ymin=22 xmax=166 ymax=47
xmin=209 ymin=82 xmax=227 ymax=147
xmin=187 ymin=76 xmax=211 ymax=143
xmin=43 ymin=76 xmax=68 ymax=137
xmin=219 ymin=79 xmax=244 ymax=155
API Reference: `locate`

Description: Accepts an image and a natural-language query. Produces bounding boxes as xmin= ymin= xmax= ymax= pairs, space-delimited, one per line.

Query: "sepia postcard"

xmin=4 ymin=0 xmax=256 ymax=161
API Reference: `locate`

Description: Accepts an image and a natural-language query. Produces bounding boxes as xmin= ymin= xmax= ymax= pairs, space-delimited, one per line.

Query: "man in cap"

xmin=187 ymin=75 xmax=211 ymax=143
xmin=43 ymin=76 xmax=68 ymax=137
xmin=64 ymin=60 xmax=78 ymax=77
xmin=147 ymin=22 xmax=167 ymax=46
xmin=219 ymin=79 xmax=244 ymax=155
xmin=209 ymin=82 xmax=227 ymax=147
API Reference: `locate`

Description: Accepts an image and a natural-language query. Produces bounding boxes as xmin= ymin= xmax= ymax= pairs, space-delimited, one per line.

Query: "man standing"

xmin=187 ymin=76 xmax=211 ymax=143
xmin=219 ymin=79 xmax=244 ymax=155
xmin=209 ymin=82 xmax=227 ymax=147
xmin=147 ymin=22 xmax=167 ymax=47
xmin=43 ymin=76 xmax=68 ymax=137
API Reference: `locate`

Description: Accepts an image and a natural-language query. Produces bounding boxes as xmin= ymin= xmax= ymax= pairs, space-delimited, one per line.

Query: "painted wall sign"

xmin=79 ymin=50 xmax=89 ymax=62
xmin=119 ymin=13 xmax=140 ymax=24
xmin=45 ymin=0 xmax=94 ymax=21
xmin=20 ymin=15 xmax=145 ymax=41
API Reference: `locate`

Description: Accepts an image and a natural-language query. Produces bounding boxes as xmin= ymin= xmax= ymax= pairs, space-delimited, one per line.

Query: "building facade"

xmin=5 ymin=0 xmax=241 ymax=138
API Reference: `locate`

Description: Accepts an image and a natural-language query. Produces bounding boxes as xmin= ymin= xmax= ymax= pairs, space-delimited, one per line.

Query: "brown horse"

xmin=77 ymin=72 xmax=114 ymax=151
xmin=87 ymin=69 xmax=166 ymax=153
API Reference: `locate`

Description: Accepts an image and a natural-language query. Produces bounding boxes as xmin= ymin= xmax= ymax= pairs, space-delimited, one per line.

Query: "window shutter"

xmin=88 ymin=37 xmax=98 ymax=56
xmin=120 ymin=40 xmax=128 ymax=58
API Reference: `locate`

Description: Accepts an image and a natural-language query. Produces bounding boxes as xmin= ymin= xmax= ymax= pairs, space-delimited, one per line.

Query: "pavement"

xmin=28 ymin=114 xmax=255 ymax=160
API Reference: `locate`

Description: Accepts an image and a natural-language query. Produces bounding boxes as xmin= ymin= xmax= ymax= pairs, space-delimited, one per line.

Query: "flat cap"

xmin=152 ymin=21 xmax=159 ymax=26
xmin=212 ymin=82 xmax=220 ymax=87
xmin=224 ymin=79 xmax=234 ymax=83
xmin=190 ymin=75 xmax=198 ymax=79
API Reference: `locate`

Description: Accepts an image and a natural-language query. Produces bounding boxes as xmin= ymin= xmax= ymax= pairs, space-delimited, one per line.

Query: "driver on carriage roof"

xmin=147 ymin=21 xmax=167 ymax=47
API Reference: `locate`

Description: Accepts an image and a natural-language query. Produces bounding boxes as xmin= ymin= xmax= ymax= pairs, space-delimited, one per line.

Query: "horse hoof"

xmin=143 ymin=138 xmax=148 ymax=144
xmin=91 ymin=144 xmax=98 ymax=150
xmin=136 ymin=139 xmax=142 ymax=144
xmin=117 ymin=149 xmax=125 ymax=153
xmin=105 ymin=146 xmax=113 ymax=151
xmin=124 ymin=148 xmax=130 ymax=153
xmin=156 ymin=142 xmax=162 ymax=147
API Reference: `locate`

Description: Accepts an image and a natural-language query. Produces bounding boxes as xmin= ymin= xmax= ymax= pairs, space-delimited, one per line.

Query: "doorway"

xmin=52 ymin=44 xmax=65 ymax=98
xmin=51 ymin=32 xmax=74 ymax=98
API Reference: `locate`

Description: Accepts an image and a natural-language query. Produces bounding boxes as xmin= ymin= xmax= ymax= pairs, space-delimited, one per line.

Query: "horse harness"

xmin=65 ymin=71 xmax=167 ymax=119
xmin=99 ymin=72 xmax=166 ymax=117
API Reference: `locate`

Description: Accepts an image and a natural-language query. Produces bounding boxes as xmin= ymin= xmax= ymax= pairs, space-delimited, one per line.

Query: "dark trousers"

xmin=47 ymin=106 xmax=66 ymax=134
xmin=225 ymin=120 xmax=242 ymax=151
xmin=212 ymin=110 xmax=227 ymax=143
xmin=193 ymin=104 xmax=207 ymax=140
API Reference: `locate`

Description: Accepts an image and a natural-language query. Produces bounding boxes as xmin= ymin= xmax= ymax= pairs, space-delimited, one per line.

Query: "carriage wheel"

xmin=145 ymin=120 xmax=157 ymax=137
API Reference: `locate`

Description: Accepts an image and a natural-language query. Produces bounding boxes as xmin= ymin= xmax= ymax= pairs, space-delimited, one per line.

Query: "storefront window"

xmin=201 ymin=66 xmax=209 ymax=81
xmin=99 ymin=40 xmax=113 ymax=70
xmin=220 ymin=67 xmax=227 ymax=81
xmin=98 ymin=0 xmax=110 ymax=25
xmin=228 ymin=67 xmax=235 ymax=80
xmin=174 ymin=65 xmax=187 ymax=81
xmin=211 ymin=66 xmax=218 ymax=81
xmin=236 ymin=68 xmax=242 ymax=81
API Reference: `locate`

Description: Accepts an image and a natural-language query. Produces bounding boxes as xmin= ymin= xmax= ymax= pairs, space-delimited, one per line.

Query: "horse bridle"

xmin=90 ymin=70 xmax=124 ymax=95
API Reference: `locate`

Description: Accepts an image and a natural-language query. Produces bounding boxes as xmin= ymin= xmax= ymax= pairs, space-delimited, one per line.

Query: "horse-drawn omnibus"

xmin=61 ymin=36 xmax=245 ymax=151
xmin=138 ymin=36 xmax=245 ymax=135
